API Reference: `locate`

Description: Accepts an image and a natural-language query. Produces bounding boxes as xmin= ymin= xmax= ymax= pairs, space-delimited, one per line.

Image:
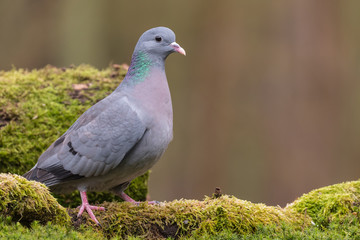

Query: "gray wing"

xmin=24 ymin=95 xmax=147 ymax=186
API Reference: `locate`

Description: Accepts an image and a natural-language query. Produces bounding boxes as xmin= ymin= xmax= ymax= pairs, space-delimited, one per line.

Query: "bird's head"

xmin=134 ymin=26 xmax=186 ymax=60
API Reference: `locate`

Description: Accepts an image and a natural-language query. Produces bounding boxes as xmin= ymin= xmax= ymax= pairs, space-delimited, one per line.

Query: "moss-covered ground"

xmin=0 ymin=173 xmax=70 ymax=226
xmin=1 ymin=173 xmax=360 ymax=239
xmin=1 ymin=65 xmax=360 ymax=239
xmin=288 ymin=180 xmax=360 ymax=229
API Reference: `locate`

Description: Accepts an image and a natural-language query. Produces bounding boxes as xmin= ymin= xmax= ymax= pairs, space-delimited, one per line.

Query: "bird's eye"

xmin=155 ymin=36 xmax=162 ymax=42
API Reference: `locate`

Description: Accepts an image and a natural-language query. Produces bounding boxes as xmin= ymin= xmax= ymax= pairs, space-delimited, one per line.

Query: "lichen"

xmin=0 ymin=173 xmax=70 ymax=226
xmin=0 ymin=64 xmax=149 ymax=207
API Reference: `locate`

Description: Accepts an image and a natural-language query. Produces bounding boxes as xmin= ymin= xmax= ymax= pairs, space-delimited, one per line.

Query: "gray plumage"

xmin=24 ymin=27 xmax=185 ymax=197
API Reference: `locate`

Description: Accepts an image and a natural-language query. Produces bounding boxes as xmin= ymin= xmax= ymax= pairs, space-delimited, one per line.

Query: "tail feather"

xmin=23 ymin=165 xmax=83 ymax=187
xmin=23 ymin=167 xmax=55 ymax=186
xmin=23 ymin=168 xmax=35 ymax=180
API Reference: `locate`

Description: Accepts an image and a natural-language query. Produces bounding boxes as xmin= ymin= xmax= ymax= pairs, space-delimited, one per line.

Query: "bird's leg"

xmin=78 ymin=191 xmax=105 ymax=225
xmin=118 ymin=191 xmax=159 ymax=205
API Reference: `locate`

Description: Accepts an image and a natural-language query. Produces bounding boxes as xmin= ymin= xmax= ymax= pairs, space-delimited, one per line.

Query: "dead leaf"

xmin=72 ymin=84 xmax=89 ymax=91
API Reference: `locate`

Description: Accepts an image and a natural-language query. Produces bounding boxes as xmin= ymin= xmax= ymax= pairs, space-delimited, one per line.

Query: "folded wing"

xmin=24 ymin=95 xmax=146 ymax=186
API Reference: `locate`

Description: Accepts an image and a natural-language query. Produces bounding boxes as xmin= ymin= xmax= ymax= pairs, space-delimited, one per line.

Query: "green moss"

xmin=287 ymin=180 xmax=360 ymax=228
xmin=0 ymin=64 xmax=148 ymax=207
xmin=185 ymin=222 xmax=360 ymax=240
xmin=2 ymin=177 xmax=360 ymax=239
xmin=0 ymin=217 xmax=103 ymax=240
xmin=67 ymin=181 xmax=360 ymax=239
xmin=3 ymin=219 xmax=360 ymax=240
xmin=70 ymin=195 xmax=309 ymax=239
xmin=0 ymin=64 xmax=125 ymax=174
xmin=0 ymin=173 xmax=70 ymax=226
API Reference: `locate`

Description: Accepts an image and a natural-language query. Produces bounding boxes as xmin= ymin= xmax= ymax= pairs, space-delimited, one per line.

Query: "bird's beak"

xmin=170 ymin=42 xmax=186 ymax=56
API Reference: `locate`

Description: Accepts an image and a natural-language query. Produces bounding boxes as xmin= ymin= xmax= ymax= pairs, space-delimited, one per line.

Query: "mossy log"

xmin=1 ymin=173 xmax=360 ymax=239
xmin=0 ymin=173 xmax=70 ymax=226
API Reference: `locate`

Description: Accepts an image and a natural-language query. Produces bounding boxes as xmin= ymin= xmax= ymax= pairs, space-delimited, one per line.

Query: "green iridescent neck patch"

xmin=127 ymin=51 xmax=152 ymax=85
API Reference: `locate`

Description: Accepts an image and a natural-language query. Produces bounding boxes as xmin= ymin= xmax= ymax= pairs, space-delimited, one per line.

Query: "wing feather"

xmin=26 ymin=94 xmax=147 ymax=186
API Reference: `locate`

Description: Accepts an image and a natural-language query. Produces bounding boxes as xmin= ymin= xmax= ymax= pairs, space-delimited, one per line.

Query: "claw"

xmin=77 ymin=191 xmax=105 ymax=225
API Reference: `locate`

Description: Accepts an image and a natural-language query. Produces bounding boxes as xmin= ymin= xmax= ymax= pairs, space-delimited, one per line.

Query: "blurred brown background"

xmin=1 ymin=0 xmax=360 ymax=206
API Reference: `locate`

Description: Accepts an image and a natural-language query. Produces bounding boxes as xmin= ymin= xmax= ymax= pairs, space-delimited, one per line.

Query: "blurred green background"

xmin=1 ymin=0 xmax=360 ymax=206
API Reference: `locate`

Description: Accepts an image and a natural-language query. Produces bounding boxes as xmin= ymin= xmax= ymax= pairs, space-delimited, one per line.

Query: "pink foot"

xmin=119 ymin=191 xmax=159 ymax=205
xmin=77 ymin=191 xmax=105 ymax=225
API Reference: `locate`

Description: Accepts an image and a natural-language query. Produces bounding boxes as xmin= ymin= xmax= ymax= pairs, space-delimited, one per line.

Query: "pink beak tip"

xmin=171 ymin=42 xmax=186 ymax=56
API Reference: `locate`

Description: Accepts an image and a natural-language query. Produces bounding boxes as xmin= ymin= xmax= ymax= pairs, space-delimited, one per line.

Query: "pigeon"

xmin=23 ymin=26 xmax=186 ymax=225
